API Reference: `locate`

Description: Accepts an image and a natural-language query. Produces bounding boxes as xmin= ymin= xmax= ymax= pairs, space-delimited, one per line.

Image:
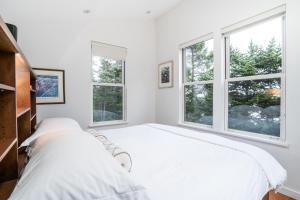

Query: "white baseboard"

xmin=279 ymin=186 xmax=300 ymax=199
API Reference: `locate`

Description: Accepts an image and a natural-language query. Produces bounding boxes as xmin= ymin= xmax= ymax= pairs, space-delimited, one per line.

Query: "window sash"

xmin=91 ymin=43 xmax=126 ymax=125
xmin=181 ymin=35 xmax=214 ymax=127
xmin=92 ymin=58 xmax=125 ymax=85
xmin=183 ymin=82 xmax=213 ymax=127
xmin=92 ymin=84 xmax=126 ymax=123
xmin=224 ymin=15 xmax=286 ymax=140
xmin=182 ymin=37 xmax=214 ymax=84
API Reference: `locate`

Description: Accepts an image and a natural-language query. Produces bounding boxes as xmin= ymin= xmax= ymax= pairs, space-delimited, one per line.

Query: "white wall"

xmin=156 ymin=0 xmax=300 ymax=197
xmin=5 ymin=19 xmax=157 ymax=129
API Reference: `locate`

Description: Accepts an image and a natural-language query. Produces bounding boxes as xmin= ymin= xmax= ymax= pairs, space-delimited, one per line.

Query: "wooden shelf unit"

xmin=0 ymin=16 xmax=37 ymax=198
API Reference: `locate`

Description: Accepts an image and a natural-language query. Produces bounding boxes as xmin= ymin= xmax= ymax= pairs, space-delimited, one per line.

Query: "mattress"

xmin=101 ymin=124 xmax=286 ymax=200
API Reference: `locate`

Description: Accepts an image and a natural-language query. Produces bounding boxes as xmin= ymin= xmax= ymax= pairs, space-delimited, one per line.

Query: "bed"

xmin=100 ymin=124 xmax=286 ymax=200
xmin=9 ymin=119 xmax=286 ymax=200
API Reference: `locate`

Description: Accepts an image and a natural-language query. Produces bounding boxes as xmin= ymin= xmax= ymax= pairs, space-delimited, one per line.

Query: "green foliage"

xmin=184 ymin=41 xmax=214 ymax=124
xmin=229 ymin=38 xmax=282 ymax=109
xmin=92 ymin=57 xmax=123 ymax=83
xmin=92 ymin=57 xmax=123 ymax=122
xmin=185 ymin=42 xmax=214 ymax=82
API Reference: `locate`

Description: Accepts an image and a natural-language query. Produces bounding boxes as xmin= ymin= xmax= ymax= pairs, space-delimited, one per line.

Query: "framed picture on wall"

xmin=158 ymin=61 xmax=173 ymax=88
xmin=33 ymin=68 xmax=65 ymax=104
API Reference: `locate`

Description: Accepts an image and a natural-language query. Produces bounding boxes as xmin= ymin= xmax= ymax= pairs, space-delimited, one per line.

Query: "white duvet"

xmin=10 ymin=130 xmax=149 ymax=200
xmin=101 ymin=124 xmax=287 ymax=200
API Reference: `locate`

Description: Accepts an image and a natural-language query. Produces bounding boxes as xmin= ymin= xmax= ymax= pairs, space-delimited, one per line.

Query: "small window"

xmin=91 ymin=42 xmax=126 ymax=125
xmin=182 ymin=38 xmax=214 ymax=126
xmin=225 ymin=15 xmax=285 ymax=138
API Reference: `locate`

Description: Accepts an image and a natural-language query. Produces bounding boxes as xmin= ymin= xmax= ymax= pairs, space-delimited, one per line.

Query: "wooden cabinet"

xmin=0 ymin=16 xmax=36 ymax=198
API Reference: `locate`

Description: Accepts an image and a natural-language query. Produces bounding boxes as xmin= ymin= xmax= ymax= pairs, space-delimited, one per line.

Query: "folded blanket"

xmin=87 ymin=129 xmax=132 ymax=172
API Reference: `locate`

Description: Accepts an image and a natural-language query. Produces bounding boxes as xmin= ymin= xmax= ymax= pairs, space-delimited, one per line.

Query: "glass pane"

xmin=183 ymin=39 xmax=214 ymax=82
xmin=228 ymin=78 xmax=281 ymax=136
xmin=92 ymin=56 xmax=123 ymax=83
xmin=184 ymin=84 xmax=213 ymax=125
xmin=229 ymin=16 xmax=283 ymax=78
xmin=93 ymin=85 xmax=123 ymax=122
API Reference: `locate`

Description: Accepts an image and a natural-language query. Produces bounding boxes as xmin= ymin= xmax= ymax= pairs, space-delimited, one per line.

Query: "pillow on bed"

xmin=10 ymin=130 xmax=149 ymax=200
xmin=20 ymin=117 xmax=81 ymax=148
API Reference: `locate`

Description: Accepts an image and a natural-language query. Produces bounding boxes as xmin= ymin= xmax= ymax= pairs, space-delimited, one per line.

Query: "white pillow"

xmin=20 ymin=117 xmax=81 ymax=147
xmin=10 ymin=130 xmax=149 ymax=200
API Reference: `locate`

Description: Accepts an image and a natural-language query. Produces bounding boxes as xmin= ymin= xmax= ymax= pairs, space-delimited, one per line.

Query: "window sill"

xmin=178 ymin=122 xmax=289 ymax=148
xmin=89 ymin=120 xmax=128 ymax=128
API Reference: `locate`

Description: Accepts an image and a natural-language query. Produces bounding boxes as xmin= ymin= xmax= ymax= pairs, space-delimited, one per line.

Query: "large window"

xmin=91 ymin=42 xmax=126 ymax=125
xmin=225 ymin=15 xmax=285 ymax=138
xmin=182 ymin=37 xmax=214 ymax=126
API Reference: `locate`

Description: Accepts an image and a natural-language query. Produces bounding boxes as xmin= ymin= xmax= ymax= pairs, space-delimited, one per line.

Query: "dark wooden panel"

xmin=0 ymin=52 xmax=15 ymax=87
xmin=17 ymin=111 xmax=31 ymax=146
xmin=18 ymin=152 xmax=27 ymax=176
xmin=0 ymin=91 xmax=16 ymax=140
xmin=0 ymin=143 xmax=18 ymax=182
xmin=0 ymin=179 xmax=17 ymax=200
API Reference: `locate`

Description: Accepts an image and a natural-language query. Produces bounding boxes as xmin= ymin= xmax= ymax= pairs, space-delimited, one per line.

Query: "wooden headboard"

xmin=0 ymin=17 xmax=37 ymax=199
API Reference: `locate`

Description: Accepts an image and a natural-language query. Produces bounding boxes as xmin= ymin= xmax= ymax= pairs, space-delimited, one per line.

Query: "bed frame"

xmin=0 ymin=17 xmax=37 ymax=199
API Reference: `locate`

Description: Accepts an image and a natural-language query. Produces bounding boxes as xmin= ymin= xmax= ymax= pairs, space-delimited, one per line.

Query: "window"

xmin=225 ymin=15 xmax=285 ymax=138
xmin=91 ymin=42 xmax=126 ymax=125
xmin=182 ymin=37 xmax=214 ymax=126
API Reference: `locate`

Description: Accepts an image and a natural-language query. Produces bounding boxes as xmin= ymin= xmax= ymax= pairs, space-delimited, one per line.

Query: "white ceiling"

xmin=0 ymin=0 xmax=183 ymax=23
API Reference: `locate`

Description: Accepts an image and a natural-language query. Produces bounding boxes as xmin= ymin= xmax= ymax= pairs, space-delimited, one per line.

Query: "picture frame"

xmin=158 ymin=61 xmax=173 ymax=88
xmin=33 ymin=68 xmax=65 ymax=104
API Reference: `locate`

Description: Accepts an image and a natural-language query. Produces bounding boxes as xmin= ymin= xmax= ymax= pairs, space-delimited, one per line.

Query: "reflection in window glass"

xmin=184 ymin=84 xmax=213 ymax=125
xmin=228 ymin=79 xmax=281 ymax=136
xmin=93 ymin=86 xmax=123 ymax=122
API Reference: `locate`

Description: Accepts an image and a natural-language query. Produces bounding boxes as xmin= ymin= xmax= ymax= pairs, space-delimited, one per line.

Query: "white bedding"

xmin=10 ymin=130 xmax=149 ymax=200
xmin=101 ymin=124 xmax=287 ymax=200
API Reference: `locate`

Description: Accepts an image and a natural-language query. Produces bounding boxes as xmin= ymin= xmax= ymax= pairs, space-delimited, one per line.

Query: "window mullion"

xmin=184 ymin=80 xmax=214 ymax=86
xmin=227 ymin=73 xmax=282 ymax=82
xmin=92 ymin=82 xmax=124 ymax=87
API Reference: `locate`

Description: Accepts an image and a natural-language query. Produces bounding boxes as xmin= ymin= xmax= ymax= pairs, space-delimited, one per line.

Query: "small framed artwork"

xmin=158 ymin=61 xmax=173 ymax=88
xmin=33 ymin=68 xmax=65 ymax=104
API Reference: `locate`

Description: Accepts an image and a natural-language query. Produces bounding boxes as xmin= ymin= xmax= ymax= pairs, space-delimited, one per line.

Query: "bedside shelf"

xmin=0 ymin=16 xmax=36 ymax=198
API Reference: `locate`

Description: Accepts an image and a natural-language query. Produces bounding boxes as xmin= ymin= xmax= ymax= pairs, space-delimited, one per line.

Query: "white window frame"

xmin=178 ymin=6 xmax=288 ymax=146
xmin=223 ymin=13 xmax=286 ymax=142
xmin=90 ymin=42 xmax=127 ymax=127
xmin=179 ymin=33 xmax=214 ymax=129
